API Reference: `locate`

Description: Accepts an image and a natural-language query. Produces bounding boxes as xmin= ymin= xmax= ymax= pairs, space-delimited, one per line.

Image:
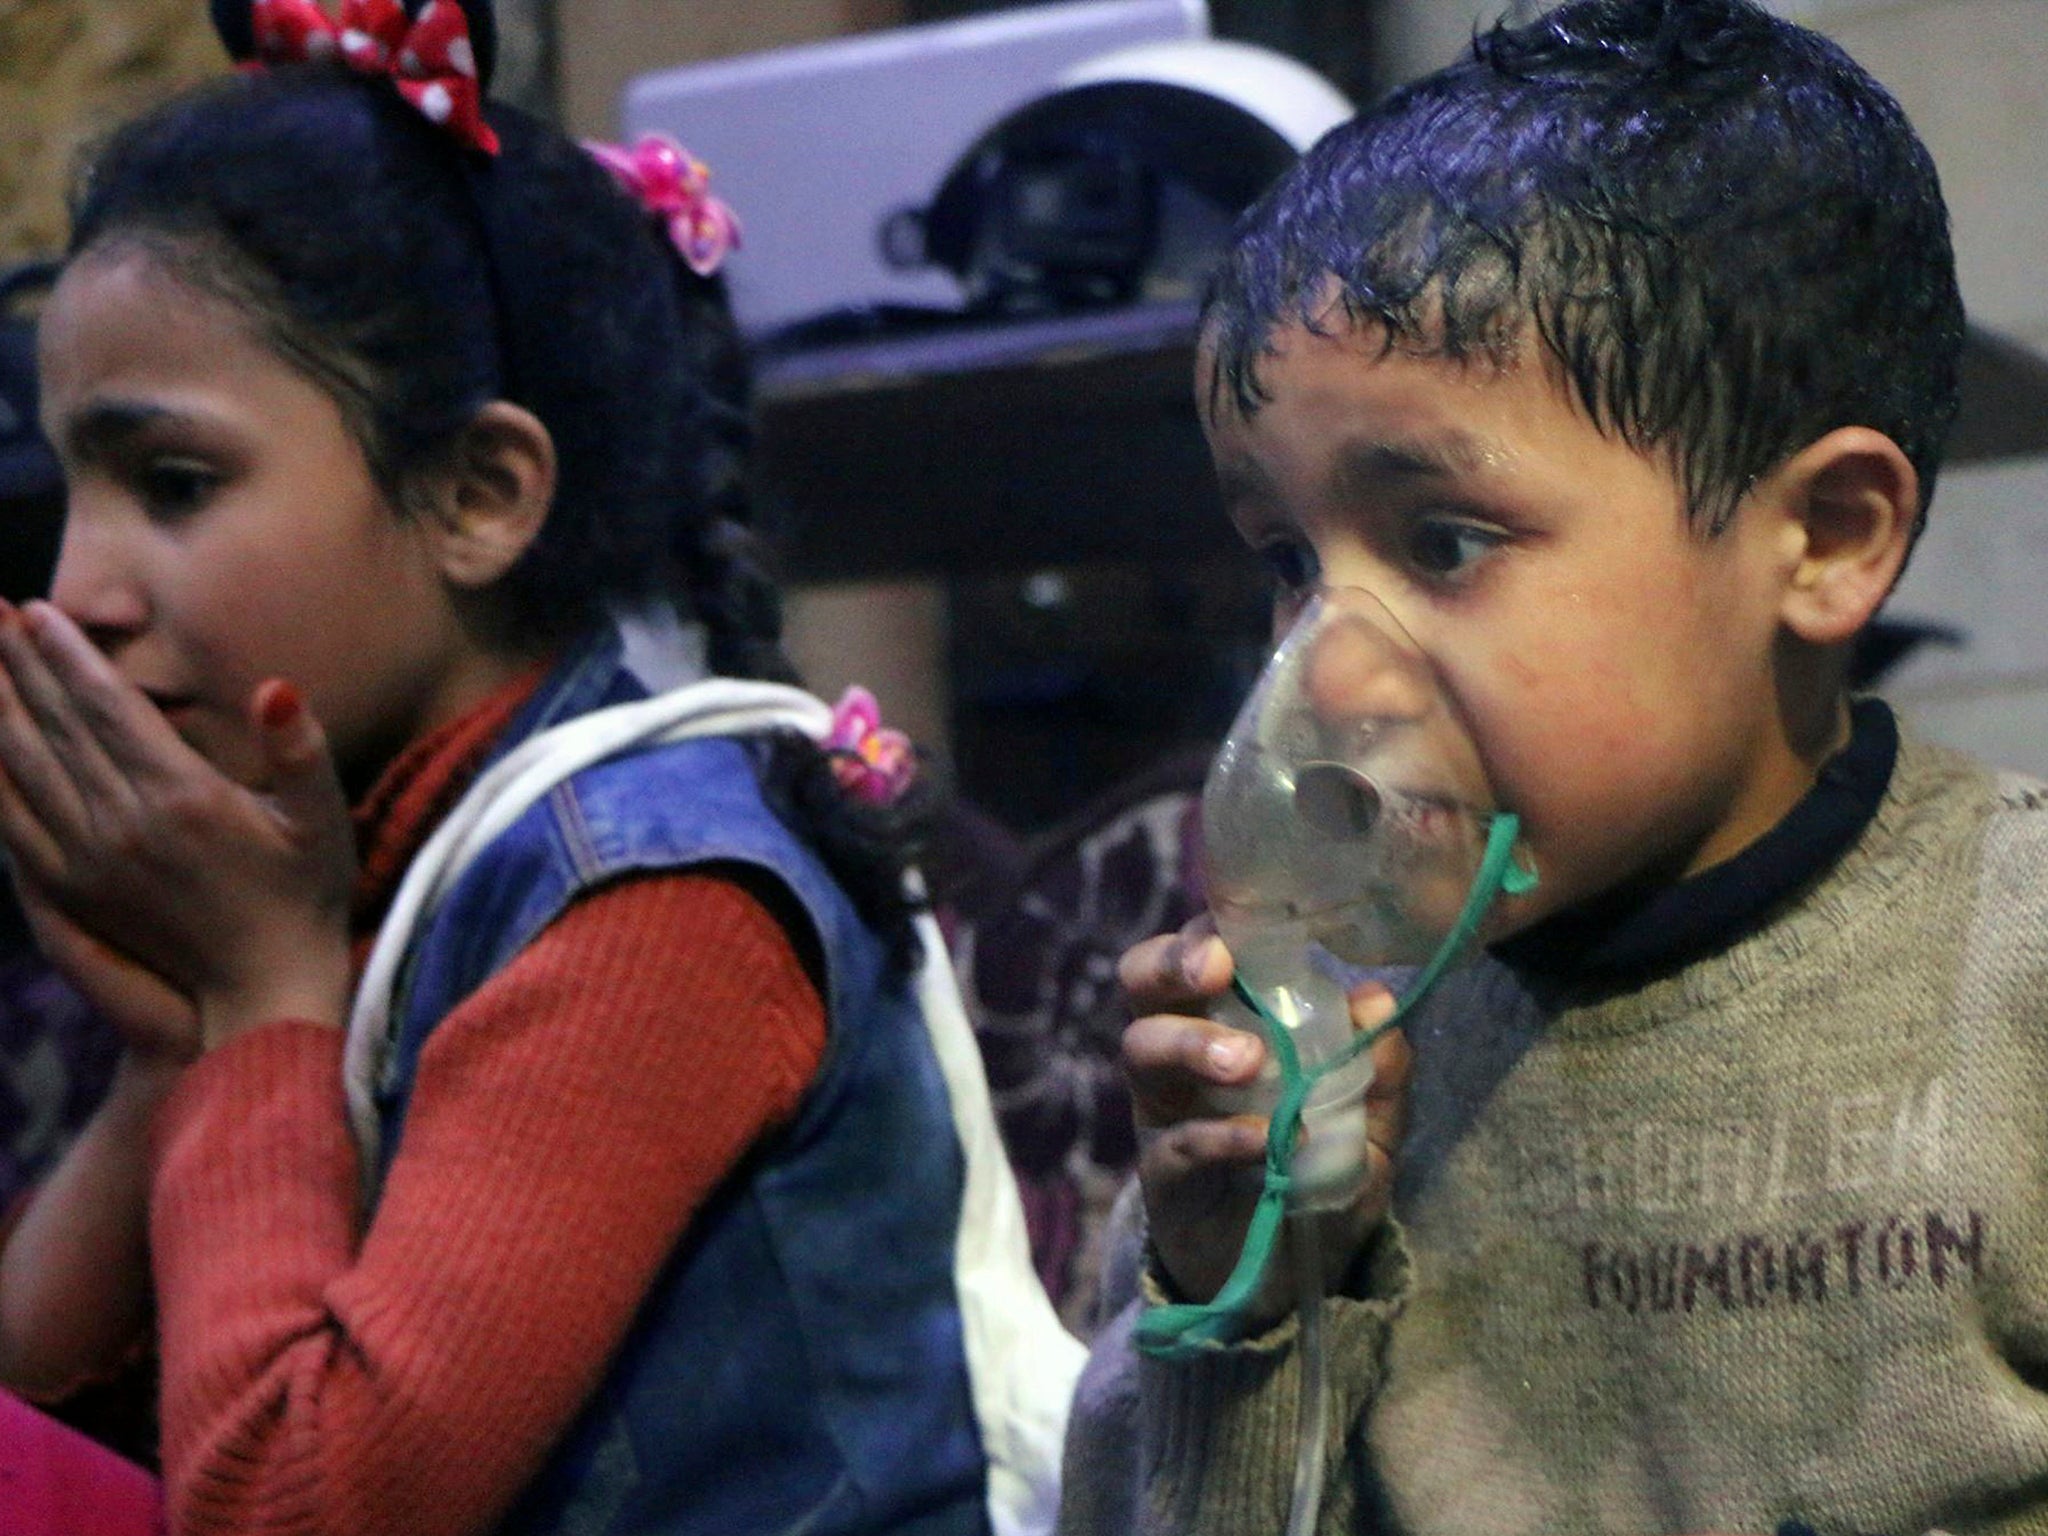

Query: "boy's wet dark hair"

xmin=1204 ymin=0 xmax=1966 ymax=537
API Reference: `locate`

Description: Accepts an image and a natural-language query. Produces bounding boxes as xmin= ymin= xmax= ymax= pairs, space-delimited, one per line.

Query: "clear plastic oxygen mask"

xmin=1201 ymin=584 xmax=1525 ymax=1210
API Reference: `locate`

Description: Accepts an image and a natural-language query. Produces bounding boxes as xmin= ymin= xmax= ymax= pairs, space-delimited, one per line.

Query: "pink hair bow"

xmin=583 ymin=134 xmax=742 ymax=277
xmin=825 ymin=687 xmax=916 ymax=807
xmin=249 ymin=0 xmax=500 ymax=154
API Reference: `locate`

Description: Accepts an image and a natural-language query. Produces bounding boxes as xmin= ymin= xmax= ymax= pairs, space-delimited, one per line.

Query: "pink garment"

xmin=0 ymin=1391 xmax=161 ymax=1535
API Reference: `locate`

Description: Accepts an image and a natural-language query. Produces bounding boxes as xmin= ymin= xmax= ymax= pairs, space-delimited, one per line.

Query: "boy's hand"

xmin=1120 ymin=919 xmax=1413 ymax=1311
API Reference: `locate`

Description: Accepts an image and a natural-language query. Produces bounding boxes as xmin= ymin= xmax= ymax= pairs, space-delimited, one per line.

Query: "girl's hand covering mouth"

xmin=0 ymin=598 xmax=357 ymax=1050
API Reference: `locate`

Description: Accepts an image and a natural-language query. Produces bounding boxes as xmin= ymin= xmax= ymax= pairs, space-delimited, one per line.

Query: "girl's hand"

xmin=0 ymin=600 xmax=356 ymax=1049
xmin=12 ymin=876 xmax=201 ymax=1062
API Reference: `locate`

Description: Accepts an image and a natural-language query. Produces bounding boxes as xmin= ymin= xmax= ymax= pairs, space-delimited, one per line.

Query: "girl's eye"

xmin=136 ymin=461 xmax=219 ymax=520
xmin=1407 ymin=518 xmax=1504 ymax=578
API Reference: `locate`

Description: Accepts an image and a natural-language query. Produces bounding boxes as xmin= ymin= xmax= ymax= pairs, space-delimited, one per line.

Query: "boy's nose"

xmin=1300 ymin=599 xmax=1433 ymax=733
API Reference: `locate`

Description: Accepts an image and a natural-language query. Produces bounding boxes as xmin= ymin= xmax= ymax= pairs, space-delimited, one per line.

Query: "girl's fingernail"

xmin=260 ymin=682 xmax=303 ymax=731
xmin=1206 ymin=1035 xmax=1256 ymax=1075
xmin=1180 ymin=935 xmax=1219 ymax=988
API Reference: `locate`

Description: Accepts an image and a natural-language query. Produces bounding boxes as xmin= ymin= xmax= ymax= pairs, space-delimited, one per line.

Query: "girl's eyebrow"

xmin=55 ymin=398 xmax=206 ymax=460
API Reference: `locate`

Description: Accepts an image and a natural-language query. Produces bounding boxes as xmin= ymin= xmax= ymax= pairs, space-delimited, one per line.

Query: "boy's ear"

xmin=1760 ymin=427 xmax=1918 ymax=646
xmin=420 ymin=402 xmax=557 ymax=590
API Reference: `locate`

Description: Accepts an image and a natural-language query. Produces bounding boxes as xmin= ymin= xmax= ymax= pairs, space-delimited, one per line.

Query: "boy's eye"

xmin=136 ymin=460 xmax=219 ymax=519
xmin=1406 ymin=518 xmax=1504 ymax=578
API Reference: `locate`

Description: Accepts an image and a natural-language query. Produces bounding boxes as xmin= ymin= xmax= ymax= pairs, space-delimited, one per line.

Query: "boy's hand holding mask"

xmin=1118 ymin=922 xmax=1411 ymax=1318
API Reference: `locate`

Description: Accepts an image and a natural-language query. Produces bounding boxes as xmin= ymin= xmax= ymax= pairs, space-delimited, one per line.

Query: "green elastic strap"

xmin=1136 ymin=813 xmax=1533 ymax=1359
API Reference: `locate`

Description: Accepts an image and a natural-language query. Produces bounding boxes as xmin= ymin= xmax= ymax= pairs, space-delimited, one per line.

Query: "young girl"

xmin=0 ymin=1 xmax=1079 ymax=1530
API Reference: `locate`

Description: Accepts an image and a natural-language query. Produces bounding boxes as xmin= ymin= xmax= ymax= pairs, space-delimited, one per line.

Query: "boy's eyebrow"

xmin=56 ymin=398 xmax=205 ymax=460
xmin=1211 ymin=429 xmax=1503 ymax=510
xmin=1332 ymin=431 xmax=1499 ymax=492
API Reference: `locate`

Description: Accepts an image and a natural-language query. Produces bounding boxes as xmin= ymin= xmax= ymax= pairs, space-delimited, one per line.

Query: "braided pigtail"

xmin=603 ymin=157 xmax=935 ymax=972
xmin=665 ymin=270 xmax=800 ymax=688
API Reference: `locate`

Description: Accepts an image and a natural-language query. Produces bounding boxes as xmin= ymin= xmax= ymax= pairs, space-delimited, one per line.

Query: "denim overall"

xmin=367 ymin=633 xmax=991 ymax=1535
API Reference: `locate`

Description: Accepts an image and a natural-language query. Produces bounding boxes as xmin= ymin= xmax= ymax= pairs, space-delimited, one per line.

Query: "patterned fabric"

xmin=942 ymin=751 xmax=1210 ymax=1334
xmin=0 ymin=940 xmax=117 ymax=1215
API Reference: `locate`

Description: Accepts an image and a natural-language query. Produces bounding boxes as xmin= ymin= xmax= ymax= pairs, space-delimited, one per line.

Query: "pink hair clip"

xmin=825 ymin=687 xmax=916 ymax=807
xmin=583 ymin=133 xmax=741 ymax=277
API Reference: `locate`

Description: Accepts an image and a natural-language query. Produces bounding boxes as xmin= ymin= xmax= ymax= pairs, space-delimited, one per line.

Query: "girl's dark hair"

xmin=67 ymin=61 xmax=929 ymax=966
xmin=1204 ymin=0 xmax=1965 ymax=541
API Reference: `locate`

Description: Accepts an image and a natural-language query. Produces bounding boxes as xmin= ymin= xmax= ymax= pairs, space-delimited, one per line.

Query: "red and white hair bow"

xmin=584 ymin=134 xmax=742 ymax=277
xmin=250 ymin=0 xmax=499 ymax=154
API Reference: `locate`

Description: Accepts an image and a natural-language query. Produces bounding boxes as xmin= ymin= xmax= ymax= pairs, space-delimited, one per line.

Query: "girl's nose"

xmin=47 ymin=518 xmax=149 ymax=649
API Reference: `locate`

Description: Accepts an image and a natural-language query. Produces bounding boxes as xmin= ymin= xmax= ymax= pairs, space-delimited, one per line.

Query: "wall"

xmin=554 ymin=0 xmax=903 ymax=136
xmin=1779 ymin=0 xmax=2048 ymax=776
xmin=0 ymin=0 xmax=223 ymax=264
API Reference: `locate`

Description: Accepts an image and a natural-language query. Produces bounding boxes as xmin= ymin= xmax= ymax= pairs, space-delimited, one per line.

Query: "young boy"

xmin=1059 ymin=1 xmax=2048 ymax=1533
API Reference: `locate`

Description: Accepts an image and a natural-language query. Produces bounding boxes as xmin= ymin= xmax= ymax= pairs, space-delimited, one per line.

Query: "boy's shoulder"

xmin=1990 ymin=768 xmax=2048 ymax=817
xmin=1892 ymin=724 xmax=2047 ymax=832
xmin=1811 ymin=728 xmax=2047 ymax=983
xmin=1976 ymin=761 xmax=2048 ymax=897
xmin=1896 ymin=734 xmax=2048 ymax=975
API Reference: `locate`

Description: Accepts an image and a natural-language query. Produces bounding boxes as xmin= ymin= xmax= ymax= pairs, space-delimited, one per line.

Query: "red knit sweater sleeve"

xmin=147 ymin=871 xmax=827 ymax=1536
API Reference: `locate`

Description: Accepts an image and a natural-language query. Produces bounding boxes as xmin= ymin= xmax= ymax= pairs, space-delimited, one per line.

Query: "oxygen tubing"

xmin=1135 ymin=811 xmax=1537 ymax=1532
xmin=1285 ymin=1215 xmax=1330 ymax=1536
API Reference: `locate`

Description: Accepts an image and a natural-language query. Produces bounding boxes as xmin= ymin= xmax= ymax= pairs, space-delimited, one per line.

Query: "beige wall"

xmin=1802 ymin=0 xmax=2048 ymax=355
xmin=555 ymin=0 xmax=904 ymax=137
xmin=1780 ymin=0 xmax=2048 ymax=778
xmin=0 ymin=0 xmax=224 ymax=263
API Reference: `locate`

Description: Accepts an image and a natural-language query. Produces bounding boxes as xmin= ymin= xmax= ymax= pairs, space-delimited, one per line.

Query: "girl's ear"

xmin=1761 ymin=427 xmax=1918 ymax=646
xmin=422 ymin=401 xmax=556 ymax=591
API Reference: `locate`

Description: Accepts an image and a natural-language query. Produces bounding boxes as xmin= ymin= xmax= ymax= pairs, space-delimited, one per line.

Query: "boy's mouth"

xmin=1376 ymin=787 xmax=1478 ymax=846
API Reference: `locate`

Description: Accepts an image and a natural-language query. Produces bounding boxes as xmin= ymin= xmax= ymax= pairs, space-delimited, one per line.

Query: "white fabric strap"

xmin=341 ymin=678 xmax=1082 ymax=1536
xmin=343 ymin=679 xmax=830 ymax=1159
xmin=907 ymin=907 xmax=1088 ymax=1536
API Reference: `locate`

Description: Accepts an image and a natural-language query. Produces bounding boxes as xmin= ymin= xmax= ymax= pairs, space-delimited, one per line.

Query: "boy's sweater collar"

xmin=1494 ymin=697 xmax=1899 ymax=991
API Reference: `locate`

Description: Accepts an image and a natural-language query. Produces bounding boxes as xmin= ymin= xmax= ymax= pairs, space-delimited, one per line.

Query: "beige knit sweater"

xmin=1059 ymin=731 xmax=2048 ymax=1536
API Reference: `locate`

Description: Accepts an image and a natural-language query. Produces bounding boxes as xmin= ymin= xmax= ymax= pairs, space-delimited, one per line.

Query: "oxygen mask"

xmin=1201 ymin=585 xmax=1532 ymax=1209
